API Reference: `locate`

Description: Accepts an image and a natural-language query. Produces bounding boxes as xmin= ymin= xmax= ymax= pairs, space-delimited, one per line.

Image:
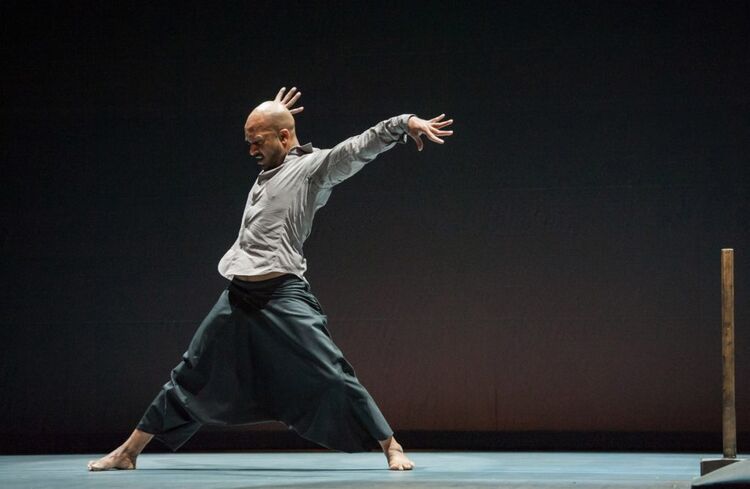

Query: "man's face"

xmin=244 ymin=113 xmax=291 ymax=171
xmin=246 ymin=132 xmax=285 ymax=171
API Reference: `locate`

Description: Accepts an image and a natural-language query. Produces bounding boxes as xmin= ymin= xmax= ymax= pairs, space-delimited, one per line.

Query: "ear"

xmin=279 ymin=128 xmax=291 ymax=145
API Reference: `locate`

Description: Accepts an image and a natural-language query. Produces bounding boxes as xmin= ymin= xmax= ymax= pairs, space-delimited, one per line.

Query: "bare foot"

xmin=87 ymin=449 xmax=137 ymax=471
xmin=87 ymin=429 xmax=153 ymax=472
xmin=381 ymin=438 xmax=415 ymax=471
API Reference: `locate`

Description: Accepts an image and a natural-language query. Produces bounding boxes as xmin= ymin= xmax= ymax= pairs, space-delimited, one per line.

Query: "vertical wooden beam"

xmin=699 ymin=249 xmax=743 ymax=475
xmin=722 ymin=248 xmax=737 ymax=459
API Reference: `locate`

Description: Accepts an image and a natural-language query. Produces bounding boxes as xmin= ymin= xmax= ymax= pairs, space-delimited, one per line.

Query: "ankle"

xmin=115 ymin=445 xmax=140 ymax=460
xmin=387 ymin=442 xmax=403 ymax=453
xmin=380 ymin=437 xmax=402 ymax=453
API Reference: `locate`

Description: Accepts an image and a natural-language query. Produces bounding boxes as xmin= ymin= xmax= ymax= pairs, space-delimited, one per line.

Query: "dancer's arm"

xmin=310 ymin=113 xmax=453 ymax=188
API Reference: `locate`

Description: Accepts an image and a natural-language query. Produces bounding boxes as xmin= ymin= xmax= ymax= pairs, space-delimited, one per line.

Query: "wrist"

xmin=401 ymin=114 xmax=416 ymax=132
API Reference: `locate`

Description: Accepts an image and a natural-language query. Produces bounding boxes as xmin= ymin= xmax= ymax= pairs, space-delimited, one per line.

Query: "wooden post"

xmin=722 ymin=248 xmax=736 ymax=459
xmin=700 ymin=248 xmax=743 ymax=476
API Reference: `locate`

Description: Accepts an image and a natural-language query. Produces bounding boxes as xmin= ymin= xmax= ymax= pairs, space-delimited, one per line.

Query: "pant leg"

xmin=234 ymin=277 xmax=393 ymax=452
xmin=136 ymin=377 xmax=202 ymax=452
xmin=135 ymin=288 xmax=273 ymax=451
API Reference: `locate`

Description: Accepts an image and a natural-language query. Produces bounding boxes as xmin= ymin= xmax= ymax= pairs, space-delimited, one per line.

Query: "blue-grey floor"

xmin=0 ymin=451 xmax=718 ymax=488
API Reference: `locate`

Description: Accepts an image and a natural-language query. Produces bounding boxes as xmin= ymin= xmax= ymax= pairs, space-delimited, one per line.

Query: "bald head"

xmin=244 ymin=101 xmax=300 ymax=171
xmin=246 ymin=101 xmax=296 ymax=134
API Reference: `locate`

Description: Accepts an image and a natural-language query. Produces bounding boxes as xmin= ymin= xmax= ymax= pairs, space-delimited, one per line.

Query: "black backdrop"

xmin=1 ymin=1 xmax=749 ymax=453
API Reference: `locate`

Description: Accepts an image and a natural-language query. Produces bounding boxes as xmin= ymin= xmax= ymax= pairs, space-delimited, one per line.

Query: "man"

xmin=88 ymin=87 xmax=453 ymax=472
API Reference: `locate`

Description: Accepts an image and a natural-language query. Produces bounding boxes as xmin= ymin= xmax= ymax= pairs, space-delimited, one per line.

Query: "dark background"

xmin=1 ymin=1 xmax=749 ymax=453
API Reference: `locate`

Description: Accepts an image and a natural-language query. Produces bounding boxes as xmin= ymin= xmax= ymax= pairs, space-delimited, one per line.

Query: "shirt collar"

xmin=257 ymin=143 xmax=314 ymax=182
xmin=288 ymin=143 xmax=313 ymax=156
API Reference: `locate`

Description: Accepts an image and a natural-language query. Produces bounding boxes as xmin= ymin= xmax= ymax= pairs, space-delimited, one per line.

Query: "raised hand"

xmin=406 ymin=114 xmax=454 ymax=151
xmin=274 ymin=86 xmax=304 ymax=115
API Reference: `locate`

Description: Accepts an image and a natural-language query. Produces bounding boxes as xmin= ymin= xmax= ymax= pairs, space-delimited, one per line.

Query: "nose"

xmin=248 ymin=144 xmax=258 ymax=156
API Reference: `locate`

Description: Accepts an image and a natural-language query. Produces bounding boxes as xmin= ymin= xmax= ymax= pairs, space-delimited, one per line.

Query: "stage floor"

xmin=0 ymin=451 xmax=717 ymax=488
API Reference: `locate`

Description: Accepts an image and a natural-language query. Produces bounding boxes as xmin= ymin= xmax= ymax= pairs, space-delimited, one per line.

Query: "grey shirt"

xmin=218 ymin=114 xmax=413 ymax=281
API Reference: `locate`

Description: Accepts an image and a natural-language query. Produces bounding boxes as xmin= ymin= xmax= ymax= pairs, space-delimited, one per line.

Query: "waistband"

xmin=229 ymin=273 xmax=302 ymax=292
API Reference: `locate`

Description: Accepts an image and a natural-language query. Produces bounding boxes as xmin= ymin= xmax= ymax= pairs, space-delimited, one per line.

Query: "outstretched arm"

xmin=310 ymin=113 xmax=454 ymax=188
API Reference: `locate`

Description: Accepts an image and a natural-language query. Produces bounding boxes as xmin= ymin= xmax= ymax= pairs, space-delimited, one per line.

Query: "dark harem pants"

xmin=136 ymin=275 xmax=393 ymax=452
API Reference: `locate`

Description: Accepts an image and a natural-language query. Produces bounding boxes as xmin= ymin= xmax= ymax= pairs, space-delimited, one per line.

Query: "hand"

xmin=274 ymin=86 xmax=304 ymax=115
xmin=406 ymin=114 xmax=454 ymax=151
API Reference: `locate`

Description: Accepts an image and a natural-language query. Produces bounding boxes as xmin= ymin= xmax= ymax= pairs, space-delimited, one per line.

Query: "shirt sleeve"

xmin=309 ymin=114 xmax=413 ymax=188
